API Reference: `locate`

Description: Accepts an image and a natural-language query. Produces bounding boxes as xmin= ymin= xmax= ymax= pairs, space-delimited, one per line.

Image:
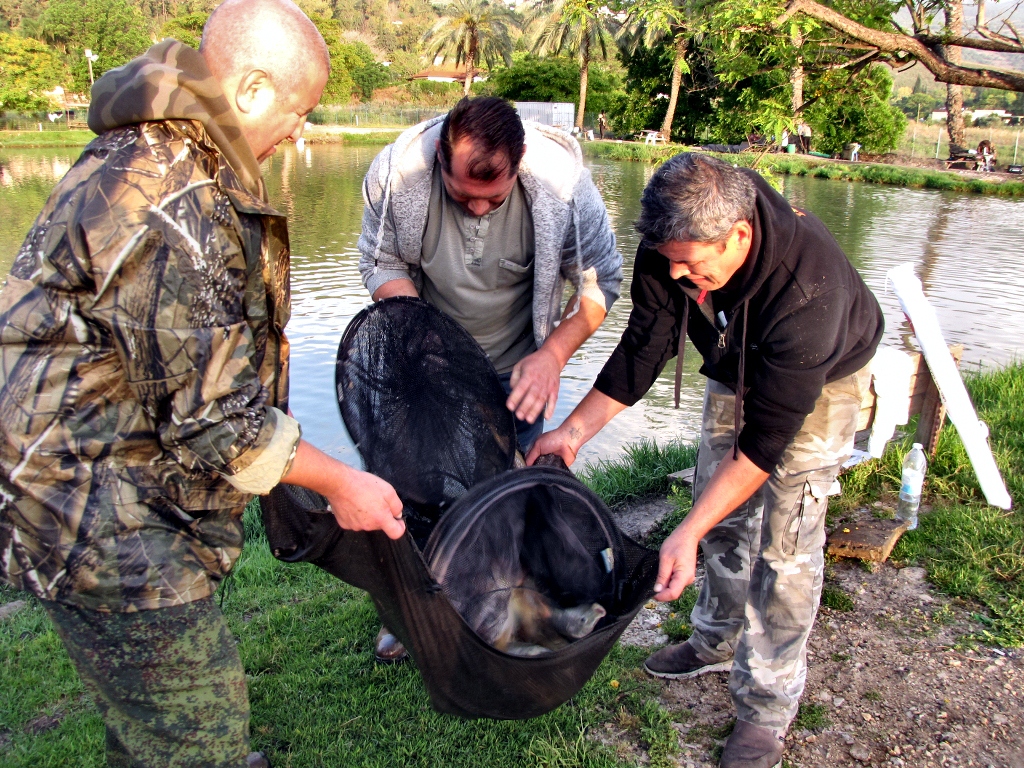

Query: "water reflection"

xmin=2 ymin=144 xmax=1022 ymax=467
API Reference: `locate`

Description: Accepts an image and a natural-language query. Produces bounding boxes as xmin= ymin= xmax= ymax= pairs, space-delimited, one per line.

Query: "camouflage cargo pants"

xmin=43 ymin=597 xmax=252 ymax=767
xmin=687 ymin=366 xmax=870 ymax=732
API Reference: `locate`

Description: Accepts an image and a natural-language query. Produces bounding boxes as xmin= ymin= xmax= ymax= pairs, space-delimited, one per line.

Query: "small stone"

xmin=0 ymin=600 xmax=27 ymax=620
xmin=890 ymin=745 xmax=902 ymax=756
xmin=862 ymin=712 xmax=873 ymax=722
xmin=805 ymin=734 xmax=816 ymax=743
xmin=947 ymin=658 xmax=961 ymax=667
xmin=850 ymin=743 xmax=872 ymax=762
xmin=834 ymin=696 xmax=846 ymax=707
xmin=992 ymin=714 xmax=1008 ymax=725
xmin=841 ymin=732 xmax=855 ymax=745
xmin=815 ymin=689 xmax=832 ymax=702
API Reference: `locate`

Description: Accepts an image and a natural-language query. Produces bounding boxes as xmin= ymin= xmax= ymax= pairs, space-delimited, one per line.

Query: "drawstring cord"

xmin=674 ymin=300 xmax=689 ymax=409
xmin=733 ymin=300 xmax=749 ymax=460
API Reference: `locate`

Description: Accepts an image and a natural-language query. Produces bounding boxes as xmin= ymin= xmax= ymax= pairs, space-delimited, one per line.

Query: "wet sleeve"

xmin=594 ymin=249 xmax=684 ymax=406
xmin=738 ymin=287 xmax=851 ymax=472
xmin=96 ymin=190 xmax=300 ymax=491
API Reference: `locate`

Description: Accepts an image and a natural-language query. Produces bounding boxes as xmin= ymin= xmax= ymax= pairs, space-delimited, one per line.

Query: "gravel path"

xmin=606 ymin=497 xmax=1023 ymax=768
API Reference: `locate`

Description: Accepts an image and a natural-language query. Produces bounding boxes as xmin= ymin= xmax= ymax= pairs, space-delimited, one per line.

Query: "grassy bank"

xmin=0 ymin=130 xmax=95 ymax=149
xmin=584 ymin=140 xmax=1024 ymax=197
xmin=2 ymin=363 xmax=1019 ymax=765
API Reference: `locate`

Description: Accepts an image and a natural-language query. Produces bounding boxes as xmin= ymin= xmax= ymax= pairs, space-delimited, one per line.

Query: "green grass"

xmin=792 ymin=703 xmax=831 ymax=732
xmin=820 ymin=585 xmax=855 ymax=612
xmin=0 ymin=501 xmax=680 ymax=767
xmin=0 ymin=130 xmax=95 ymax=148
xmin=583 ymin=141 xmax=1024 ymax=197
xmin=578 ymin=438 xmax=697 ymax=508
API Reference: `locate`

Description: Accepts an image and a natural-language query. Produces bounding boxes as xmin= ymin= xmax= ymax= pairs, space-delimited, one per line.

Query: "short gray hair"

xmin=636 ymin=153 xmax=756 ymax=245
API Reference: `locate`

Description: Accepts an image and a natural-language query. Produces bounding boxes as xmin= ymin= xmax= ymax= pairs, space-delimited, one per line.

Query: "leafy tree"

xmin=421 ymin=0 xmax=518 ymax=97
xmin=528 ymin=0 xmax=617 ymax=128
xmin=616 ymin=0 xmax=701 ymax=137
xmin=313 ymin=16 xmax=392 ymax=103
xmin=0 ymin=32 xmax=70 ymax=111
xmin=804 ymin=64 xmax=906 ymax=154
xmin=41 ymin=0 xmax=150 ymax=91
xmin=159 ymin=11 xmax=208 ymax=49
xmin=489 ymin=53 xmax=619 ymax=114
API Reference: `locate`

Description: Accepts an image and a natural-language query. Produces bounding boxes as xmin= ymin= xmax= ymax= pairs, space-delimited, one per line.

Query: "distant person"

xmin=978 ymin=139 xmax=996 ymax=171
xmin=598 ymin=111 xmax=608 ymax=139
xmin=528 ymin=153 xmax=883 ymax=768
xmin=358 ymin=95 xmax=623 ymax=663
xmin=0 ymin=2 xmax=405 ymax=766
xmin=797 ymin=121 xmax=812 ymax=153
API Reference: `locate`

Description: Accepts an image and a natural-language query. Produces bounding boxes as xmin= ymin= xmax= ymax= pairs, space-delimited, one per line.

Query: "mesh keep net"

xmin=259 ymin=298 xmax=659 ymax=720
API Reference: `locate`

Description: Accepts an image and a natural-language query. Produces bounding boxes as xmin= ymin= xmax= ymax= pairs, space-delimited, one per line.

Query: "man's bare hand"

xmin=325 ymin=465 xmax=405 ymax=540
xmin=653 ymin=526 xmax=699 ymax=602
xmin=281 ymin=440 xmax=405 ymax=539
xmin=525 ymin=424 xmax=581 ymax=467
xmin=507 ymin=347 xmax=561 ymax=424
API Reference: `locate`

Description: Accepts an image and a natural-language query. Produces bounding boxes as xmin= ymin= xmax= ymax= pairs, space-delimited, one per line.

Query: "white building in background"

xmin=930 ymin=109 xmax=1013 ymax=123
xmin=514 ymin=102 xmax=575 ymax=132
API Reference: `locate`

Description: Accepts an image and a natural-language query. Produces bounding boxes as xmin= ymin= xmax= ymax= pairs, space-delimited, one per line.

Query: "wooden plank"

xmin=668 ymin=467 xmax=695 ymax=485
xmin=827 ymin=518 xmax=910 ymax=563
xmin=914 ymin=343 xmax=963 ymax=455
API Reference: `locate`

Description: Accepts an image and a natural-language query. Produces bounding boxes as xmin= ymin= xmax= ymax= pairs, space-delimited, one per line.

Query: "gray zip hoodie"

xmin=357 ymin=117 xmax=623 ymax=345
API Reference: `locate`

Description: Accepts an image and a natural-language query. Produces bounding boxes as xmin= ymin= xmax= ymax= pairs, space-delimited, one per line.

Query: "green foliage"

xmin=312 ymin=17 xmax=392 ymax=103
xmin=0 ymin=32 xmax=69 ymax=111
xmin=892 ymin=89 xmax=944 ymax=119
xmin=805 ymin=66 xmax=907 ymax=155
xmin=660 ymin=585 xmax=698 ymax=641
xmin=158 ymin=12 xmax=209 ymax=50
xmin=820 ymin=584 xmax=855 ymax=612
xmin=421 ymin=0 xmax=518 ymax=95
xmin=793 ymin=703 xmax=831 ymax=731
xmin=41 ymin=0 xmax=150 ymax=91
xmin=490 ymin=53 xmax=620 ymax=114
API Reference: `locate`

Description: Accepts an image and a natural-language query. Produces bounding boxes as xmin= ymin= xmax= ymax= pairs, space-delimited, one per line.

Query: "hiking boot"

xmin=719 ymin=720 xmax=783 ymax=768
xmin=374 ymin=626 xmax=409 ymax=664
xmin=246 ymin=752 xmax=272 ymax=768
xmin=643 ymin=641 xmax=732 ymax=679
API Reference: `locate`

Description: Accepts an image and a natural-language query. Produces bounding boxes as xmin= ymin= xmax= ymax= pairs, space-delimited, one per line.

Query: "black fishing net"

xmin=336 ymin=296 xmax=516 ymax=545
xmin=260 ymin=298 xmax=659 ymax=720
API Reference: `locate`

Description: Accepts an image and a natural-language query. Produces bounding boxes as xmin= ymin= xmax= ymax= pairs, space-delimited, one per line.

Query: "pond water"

xmin=2 ymin=143 xmax=1023 ymax=467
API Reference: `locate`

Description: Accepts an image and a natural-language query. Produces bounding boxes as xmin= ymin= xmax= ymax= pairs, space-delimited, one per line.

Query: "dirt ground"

xmin=606 ymin=499 xmax=1024 ymax=768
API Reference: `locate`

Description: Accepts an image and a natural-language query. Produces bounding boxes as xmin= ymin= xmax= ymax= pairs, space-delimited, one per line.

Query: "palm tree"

xmin=528 ymin=0 xmax=618 ymax=130
xmin=421 ymin=0 xmax=519 ymax=97
xmin=616 ymin=0 xmax=696 ymax=138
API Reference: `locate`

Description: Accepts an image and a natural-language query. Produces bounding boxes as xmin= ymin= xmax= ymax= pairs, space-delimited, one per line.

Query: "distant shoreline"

xmin=582 ymin=140 xmax=1024 ymax=197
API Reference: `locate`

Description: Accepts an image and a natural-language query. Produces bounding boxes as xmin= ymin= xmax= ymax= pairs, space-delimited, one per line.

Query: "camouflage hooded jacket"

xmin=0 ymin=41 xmax=301 ymax=611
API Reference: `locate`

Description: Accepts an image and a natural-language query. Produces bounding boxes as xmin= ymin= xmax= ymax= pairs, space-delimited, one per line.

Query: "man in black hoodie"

xmin=528 ymin=153 xmax=883 ymax=768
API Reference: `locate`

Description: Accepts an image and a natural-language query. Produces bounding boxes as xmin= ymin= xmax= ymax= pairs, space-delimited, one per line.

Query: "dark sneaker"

xmin=246 ymin=752 xmax=271 ymax=768
xmin=374 ymin=625 xmax=409 ymax=664
xmin=643 ymin=641 xmax=732 ymax=679
xmin=719 ymin=720 xmax=784 ymax=768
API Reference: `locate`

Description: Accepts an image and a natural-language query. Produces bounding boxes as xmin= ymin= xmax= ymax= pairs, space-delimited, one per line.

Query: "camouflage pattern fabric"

xmin=687 ymin=365 xmax=870 ymax=732
xmin=44 ymin=596 xmax=251 ymax=768
xmin=0 ymin=41 xmax=298 ymax=612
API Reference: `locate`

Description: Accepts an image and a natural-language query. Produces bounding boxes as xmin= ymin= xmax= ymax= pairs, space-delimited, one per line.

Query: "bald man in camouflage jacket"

xmin=0 ymin=2 xmax=405 ymax=765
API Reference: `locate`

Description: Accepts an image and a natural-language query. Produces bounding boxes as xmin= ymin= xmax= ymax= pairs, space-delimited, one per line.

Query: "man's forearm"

xmin=371 ymin=278 xmax=418 ymax=301
xmin=539 ymin=294 xmax=607 ymax=369
xmin=679 ymin=451 xmax=769 ymax=543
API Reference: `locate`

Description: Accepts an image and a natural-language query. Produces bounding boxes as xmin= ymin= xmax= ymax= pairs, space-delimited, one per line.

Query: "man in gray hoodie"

xmin=358 ymin=96 xmax=623 ymax=661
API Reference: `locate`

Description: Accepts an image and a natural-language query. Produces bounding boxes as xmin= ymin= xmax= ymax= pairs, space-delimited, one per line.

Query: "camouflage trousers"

xmin=42 ymin=597 xmax=252 ymax=767
xmin=687 ymin=366 xmax=870 ymax=732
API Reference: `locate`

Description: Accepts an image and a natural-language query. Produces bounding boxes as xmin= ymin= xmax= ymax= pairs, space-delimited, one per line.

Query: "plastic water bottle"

xmin=897 ymin=443 xmax=928 ymax=530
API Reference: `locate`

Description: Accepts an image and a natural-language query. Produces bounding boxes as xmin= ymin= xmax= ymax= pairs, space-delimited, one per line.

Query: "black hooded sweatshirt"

xmin=594 ymin=170 xmax=884 ymax=473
